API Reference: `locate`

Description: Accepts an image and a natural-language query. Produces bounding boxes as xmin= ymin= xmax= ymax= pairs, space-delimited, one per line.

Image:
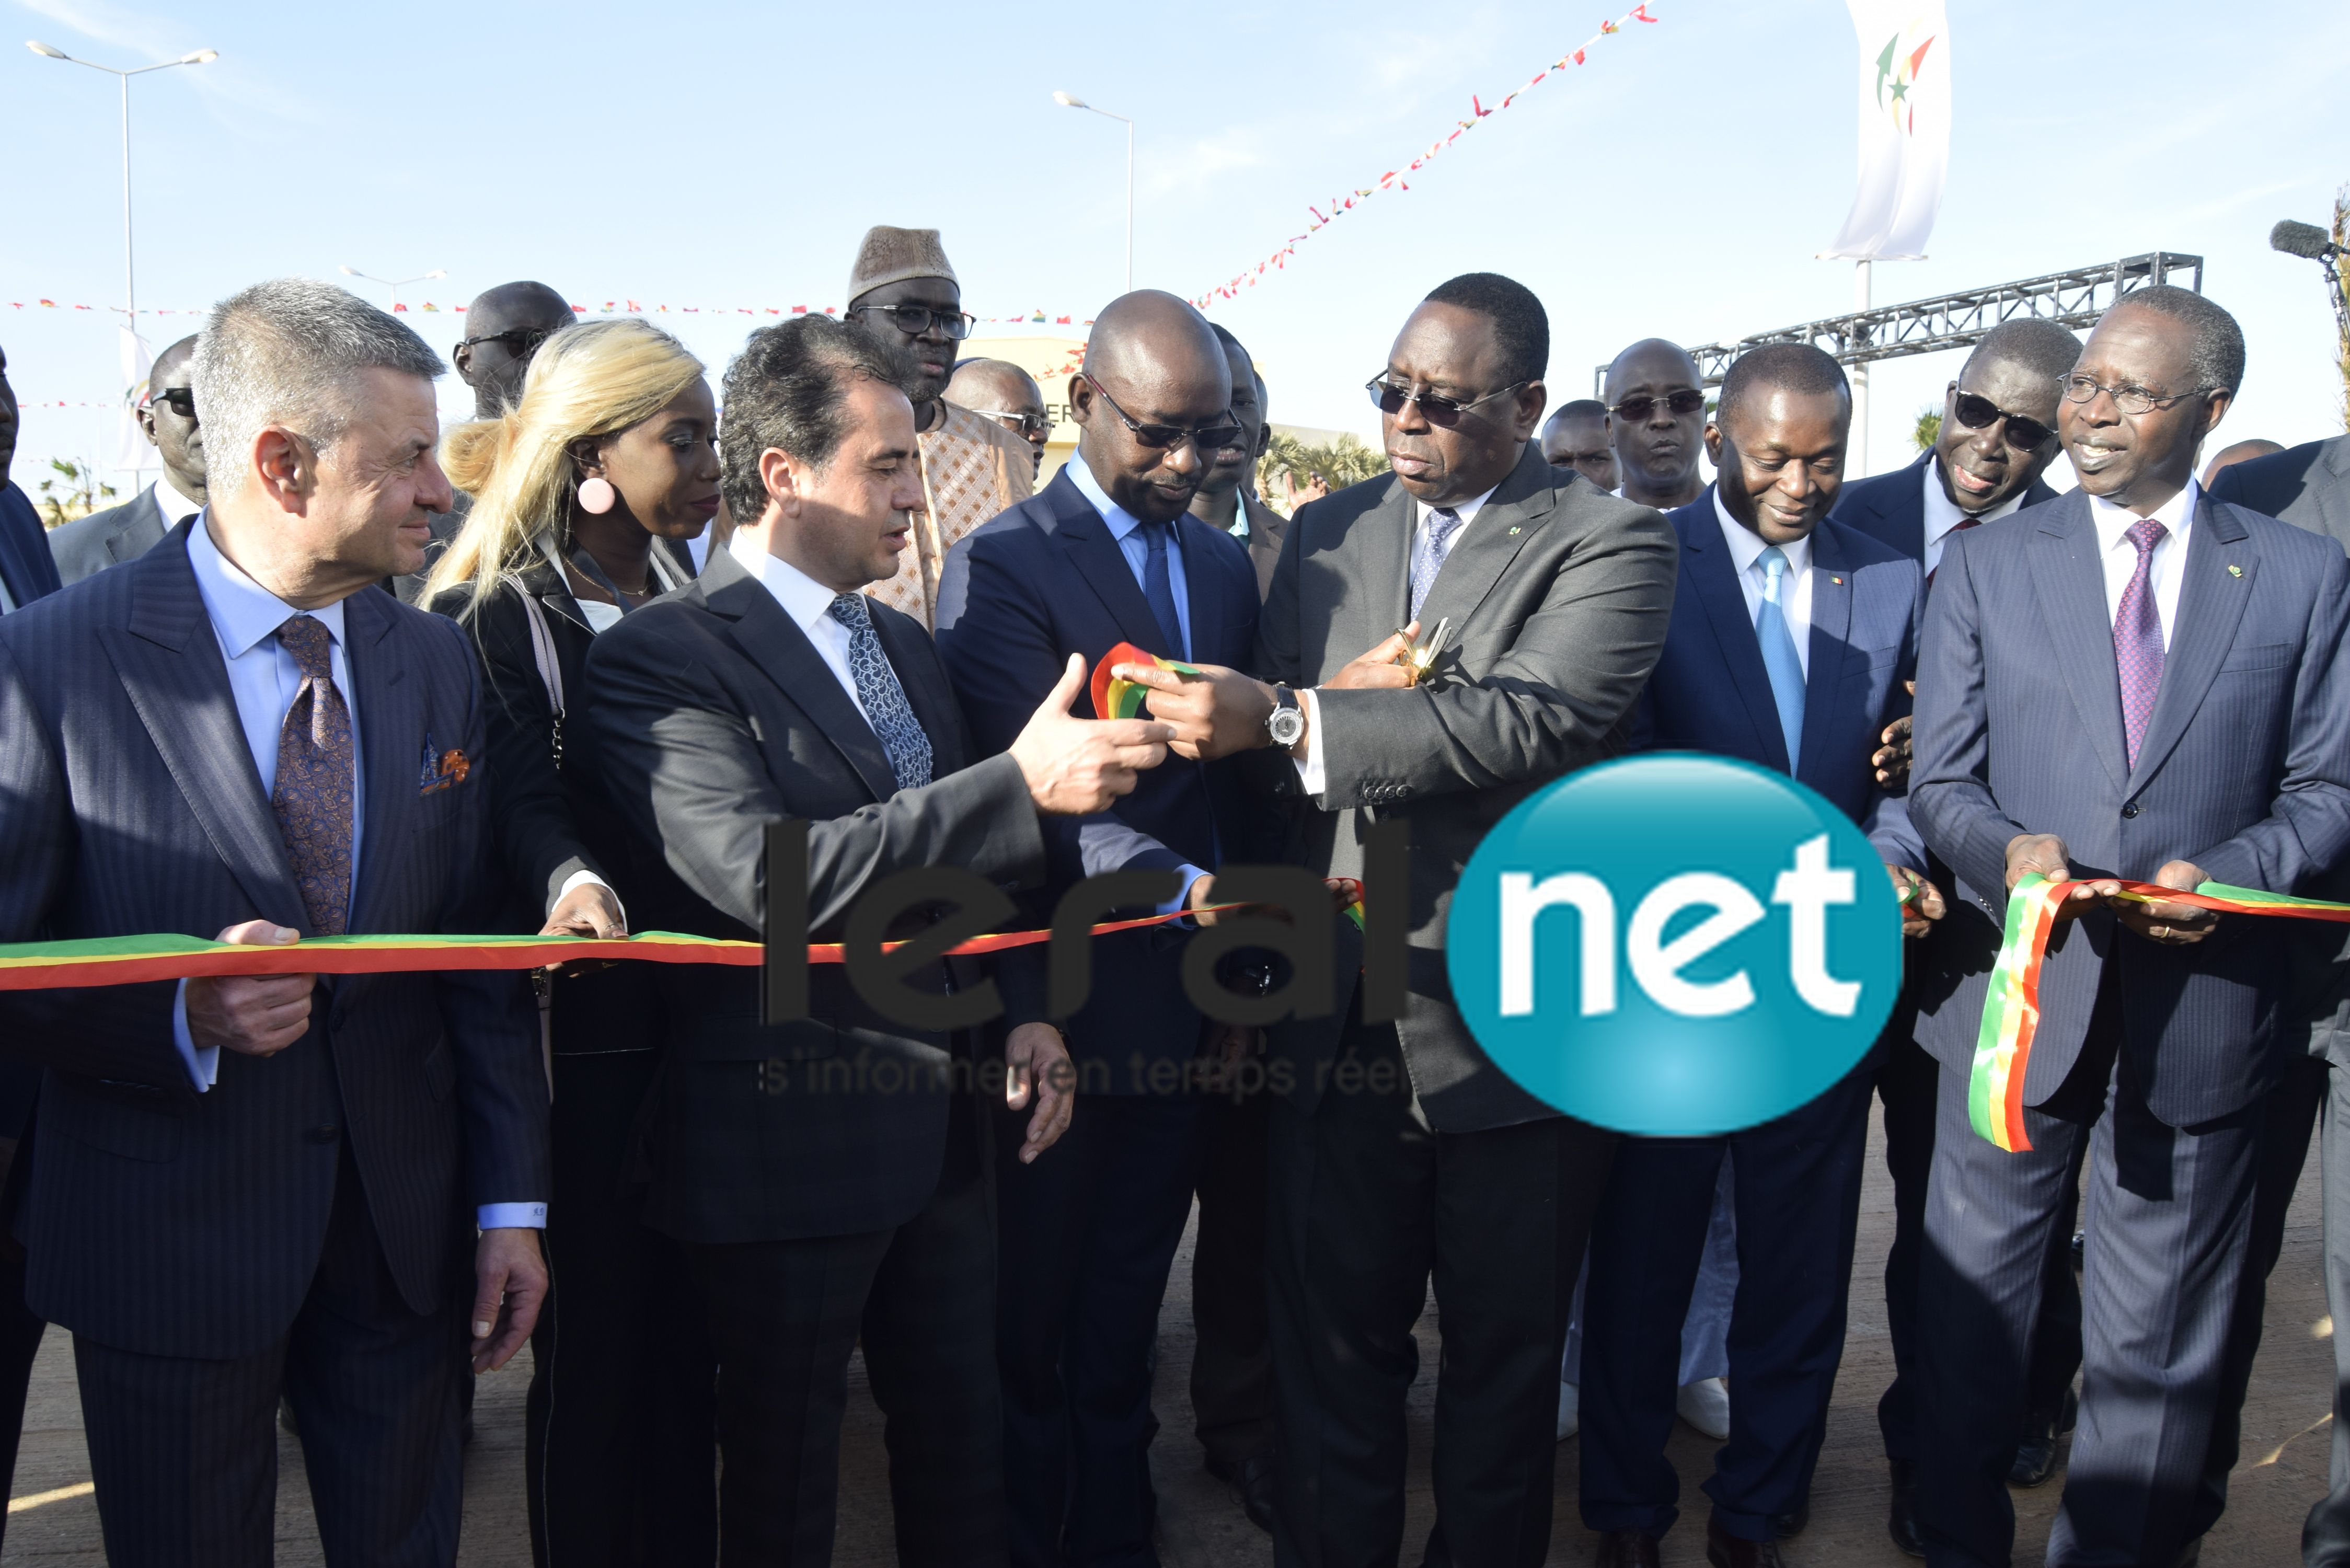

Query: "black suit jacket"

xmin=0 ymin=522 xmax=549 ymax=1358
xmin=2210 ymin=434 xmax=2350 ymax=554
xmin=935 ymin=466 xmax=1270 ymax=1087
xmin=1828 ymin=448 xmax=2062 ymax=561
xmin=47 ymin=483 xmax=170 ymax=586
xmin=584 ymin=546 xmax=1046 ymax=1243
xmin=0 ymin=483 xmax=60 ymax=610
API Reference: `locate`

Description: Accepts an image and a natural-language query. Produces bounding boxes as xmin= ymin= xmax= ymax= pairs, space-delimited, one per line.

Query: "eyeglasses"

xmin=456 ymin=326 xmax=557 ymax=359
xmin=1365 ymin=376 xmax=1528 ymax=426
xmin=2055 ymin=374 xmax=2204 ymax=417
xmin=152 ymin=386 xmax=198 ymax=420
xmin=970 ymin=409 xmax=1052 ymax=439
xmin=1081 ymin=374 xmax=1241 ymax=453
xmin=1607 ymin=388 xmax=1707 ymax=423
xmin=849 ymin=303 xmax=977 ymax=341
xmin=1950 ymin=389 xmax=2054 ymax=451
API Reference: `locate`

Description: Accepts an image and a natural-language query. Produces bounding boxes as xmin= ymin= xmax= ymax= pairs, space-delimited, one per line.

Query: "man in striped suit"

xmin=0 ymin=279 xmax=550 ymax=1566
xmin=1908 ymin=286 xmax=2350 ymax=1567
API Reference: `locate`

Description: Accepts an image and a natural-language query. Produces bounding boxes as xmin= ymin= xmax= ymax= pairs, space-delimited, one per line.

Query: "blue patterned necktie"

xmin=1138 ymin=516 xmax=1187 ymax=659
xmin=828 ymin=593 xmax=934 ymax=790
xmin=1410 ymin=506 xmax=1463 ymax=620
xmin=272 ymin=615 xmax=354 ymax=936
xmin=1755 ymin=546 xmax=1805 ymax=774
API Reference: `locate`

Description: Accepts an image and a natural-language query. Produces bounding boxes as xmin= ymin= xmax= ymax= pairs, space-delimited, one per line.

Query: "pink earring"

xmin=577 ymin=476 xmax=616 ymax=514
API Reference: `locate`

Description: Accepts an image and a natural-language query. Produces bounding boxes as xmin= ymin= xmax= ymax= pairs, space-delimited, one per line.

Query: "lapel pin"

xmin=1508 ymin=525 xmax=1521 ymax=536
xmin=1830 ymin=575 xmax=1844 ymax=585
xmin=2228 ymin=564 xmax=2243 ymax=577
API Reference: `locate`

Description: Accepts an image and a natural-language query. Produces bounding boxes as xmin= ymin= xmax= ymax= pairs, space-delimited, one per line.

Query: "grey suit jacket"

xmin=1254 ymin=441 xmax=1678 ymax=1132
xmin=2211 ymin=434 xmax=2350 ymax=554
xmin=585 ymin=546 xmax=1046 ymax=1243
xmin=46 ymin=483 xmax=169 ymax=585
xmin=1909 ymin=488 xmax=2350 ymax=1124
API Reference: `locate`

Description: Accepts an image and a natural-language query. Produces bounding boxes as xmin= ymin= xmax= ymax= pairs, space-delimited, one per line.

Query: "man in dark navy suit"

xmin=0 ymin=343 xmax=63 ymax=615
xmin=1828 ymin=317 xmax=2088 ymax=1545
xmin=1909 ymin=286 xmax=2350 ymax=1568
xmin=1577 ymin=344 xmax=1932 ymax=1568
xmin=0 ymin=281 xmax=550 ymax=1566
xmin=935 ymin=290 xmax=1269 ymax=1565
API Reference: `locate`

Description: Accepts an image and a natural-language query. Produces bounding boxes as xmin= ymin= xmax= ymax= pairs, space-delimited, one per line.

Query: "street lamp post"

xmin=26 ymin=41 xmax=218 ymax=335
xmin=1053 ymin=91 xmax=1132 ymax=294
xmin=338 ymin=265 xmax=450 ymax=312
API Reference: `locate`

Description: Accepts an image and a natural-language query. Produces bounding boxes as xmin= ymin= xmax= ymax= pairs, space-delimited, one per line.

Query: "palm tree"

xmin=1259 ymin=432 xmax=1388 ymax=514
xmin=34 ymin=458 xmax=117 ymax=528
xmin=1911 ymin=407 xmax=1942 ymax=455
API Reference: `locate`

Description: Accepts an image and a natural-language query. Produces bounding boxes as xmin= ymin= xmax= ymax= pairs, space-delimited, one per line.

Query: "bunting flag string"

xmin=1968 ymin=874 xmax=2350 ymax=1153
xmin=1188 ymin=3 xmax=1662 ymax=309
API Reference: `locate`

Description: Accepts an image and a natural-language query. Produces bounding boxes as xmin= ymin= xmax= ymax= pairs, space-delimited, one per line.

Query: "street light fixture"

xmin=338 ymin=265 xmax=450 ymax=311
xmin=1054 ymin=90 xmax=1132 ymax=294
xmin=25 ymin=39 xmax=218 ymax=334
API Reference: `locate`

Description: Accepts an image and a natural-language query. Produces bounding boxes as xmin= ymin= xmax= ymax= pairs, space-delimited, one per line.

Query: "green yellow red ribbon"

xmin=1091 ymin=640 xmax=1201 ymax=720
xmin=0 ymin=907 xmax=1224 ymax=994
xmin=1969 ymin=874 xmax=2350 ymax=1151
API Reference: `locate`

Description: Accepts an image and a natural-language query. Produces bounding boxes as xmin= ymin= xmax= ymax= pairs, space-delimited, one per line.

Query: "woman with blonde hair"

xmin=428 ymin=316 xmax=720 ymax=1567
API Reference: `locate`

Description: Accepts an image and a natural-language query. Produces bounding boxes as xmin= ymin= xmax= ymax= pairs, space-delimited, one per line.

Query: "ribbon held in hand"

xmin=1091 ymin=640 xmax=1201 ymax=720
xmin=1968 ymin=874 xmax=2350 ymax=1152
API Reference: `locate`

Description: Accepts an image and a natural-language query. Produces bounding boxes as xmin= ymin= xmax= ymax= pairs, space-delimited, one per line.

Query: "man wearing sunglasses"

xmin=947 ymin=358 xmax=1053 ymax=475
xmin=1823 ymin=314 xmax=2086 ymax=1551
xmin=1605 ymin=338 xmax=1711 ymax=511
xmin=934 ymin=290 xmax=1264 ymax=1565
xmin=49 ymin=333 xmax=207 ymax=586
xmin=846 ymin=225 xmax=1033 ymax=630
xmin=1117 ymin=272 xmax=1677 ymax=1568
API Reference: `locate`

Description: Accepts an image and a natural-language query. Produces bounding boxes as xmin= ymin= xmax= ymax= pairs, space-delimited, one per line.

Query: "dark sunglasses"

xmin=970 ymin=408 xmax=1052 ymax=439
xmin=152 ymin=386 xmax=198 ymax=420
xmin=1366 ymin=376 xmax=1527 ymax=426
xmin=1082 ymin=374 xmax=1240 ymax=453
xmin=849 ymin=303 xmax=977 ymax=341
xmin=1951 ymin=389 xmax=2055 ymax=451
xmin=457 ymin=326 xmax=556 ymax=359
xmin=1607 ymin=388 xmax=1706 ymax=423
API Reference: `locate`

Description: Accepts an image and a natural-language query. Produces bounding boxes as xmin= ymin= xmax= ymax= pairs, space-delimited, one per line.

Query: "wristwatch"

xmin=1265 ymin=684 xmax=1306 ymax=748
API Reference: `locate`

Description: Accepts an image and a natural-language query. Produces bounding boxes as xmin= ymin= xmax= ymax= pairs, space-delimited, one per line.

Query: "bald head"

xmin=1073 ymin=291 xmax=1238 ymax=525
xmin=2203 ymin=437 xmax=2285 ymax=489
xmin=948 ymin=359 xmax=1049 ymax=471
xmin=457 ymin=280 xmax=574 ymax=416
xmin=1604 ymin=338 xmax=1708 ymax=508
xmin=152 ymin=333 xmax=200 ymax=381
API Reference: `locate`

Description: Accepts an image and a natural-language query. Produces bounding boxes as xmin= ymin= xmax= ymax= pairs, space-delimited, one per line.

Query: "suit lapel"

xmin=1413 ymin=444 xmax=1554 ymax=633
xmin=1048 ymin=472 xmax=1184 ymax=662
xmin=2129 ymin=496 xmax=2254 ymax=788
xmin=108 ymin=489 xmax=164 ymax=564
xmin=2025 ymin=493 xmax=2130 ymax=794
xmin=345 ymin=587 xmax=418 ymax=933
xmin=1796 ymin=524 xmax=1856 ymax=778
xmin=101 ymin=527 xmax=307 ymax=929
xmin=1177 ymin=515 xmax=1226 ymax=666
xmin=701 ymin=550 xmax=900 ymax=803
xmin=1326 ymin=479 xmax=1414 ymax=659
xmin=1684 ymin=510 xmax=1791 ymax=768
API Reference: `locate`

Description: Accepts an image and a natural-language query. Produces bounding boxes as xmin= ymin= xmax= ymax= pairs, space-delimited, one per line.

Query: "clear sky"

xmin=5 ymin=0 xmax=2347 ymax=495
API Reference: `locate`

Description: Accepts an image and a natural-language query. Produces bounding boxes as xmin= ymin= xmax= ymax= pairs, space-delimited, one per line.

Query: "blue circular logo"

xmin=1447 ymin=754 xmax=1902 ymax=1136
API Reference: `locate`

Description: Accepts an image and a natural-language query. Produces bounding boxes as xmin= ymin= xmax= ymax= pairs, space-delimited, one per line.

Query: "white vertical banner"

xmin=113 ymin=325 xmax=154 ymax=475
xmin=1820 ymin=1 xmax=1951 ymax=261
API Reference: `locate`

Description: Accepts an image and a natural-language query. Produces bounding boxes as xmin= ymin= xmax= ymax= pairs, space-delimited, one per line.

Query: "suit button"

xmin=307 ymin=1124 xmax=339 ymax=1144
xmin=2121 ymin=802 xmax=2141 ymax=818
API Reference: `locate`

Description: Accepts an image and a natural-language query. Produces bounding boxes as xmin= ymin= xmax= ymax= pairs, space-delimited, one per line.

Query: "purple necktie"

xmin=272 ymin=615 xmax=354 ymax=936
xmin=1925 ymin=514 xmax=1984 ymax=593
xmin=2113 ymin=517 xmax=2167 ymax=769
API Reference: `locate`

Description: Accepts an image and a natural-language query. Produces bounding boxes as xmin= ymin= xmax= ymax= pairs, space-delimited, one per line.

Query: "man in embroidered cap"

xmin=846 ymin=225 xmax=1034 ymax=628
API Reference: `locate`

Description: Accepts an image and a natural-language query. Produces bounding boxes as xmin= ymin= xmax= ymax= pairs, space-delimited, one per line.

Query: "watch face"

xmin=1269 ymin=708 xmax=1305 ymax=746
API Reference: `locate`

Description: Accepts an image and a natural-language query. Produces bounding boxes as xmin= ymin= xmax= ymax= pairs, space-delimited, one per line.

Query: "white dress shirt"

xmin=1919 ymin=458 xmax=2032 ymax=580
xmin=730 ymin=533 xmax=872 ymax=723
xmin=1292 ymin=482 xmax=1501 ymax=795
xmin=1065 ymin=457 xmax=1212 ymax=908
xmin=2088 ymin=479 xmax=2197 ymax=650
xmin=154 ymin=474 xmax=205 ymax=528
xmin=1712 ymin=488 xmax=1815 ymax=677
xmin=175 ymin=517 xmax=541 ymax=1231
xmin=1067 ymin=455 xmax=1193 ymax=659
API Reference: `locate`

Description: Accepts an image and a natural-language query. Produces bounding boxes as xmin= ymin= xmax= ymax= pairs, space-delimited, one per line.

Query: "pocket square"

xmin=419 ymin=741 xmax=471 ymax=795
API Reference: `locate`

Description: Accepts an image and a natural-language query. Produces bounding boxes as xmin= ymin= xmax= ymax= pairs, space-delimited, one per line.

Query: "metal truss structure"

xmin=1594 ymin=251 xmax=2205 ymax=393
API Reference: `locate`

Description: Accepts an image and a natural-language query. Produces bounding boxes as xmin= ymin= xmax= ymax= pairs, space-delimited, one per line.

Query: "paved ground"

xmin=2 ymin=1106 xmax=2334 ymax=1565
